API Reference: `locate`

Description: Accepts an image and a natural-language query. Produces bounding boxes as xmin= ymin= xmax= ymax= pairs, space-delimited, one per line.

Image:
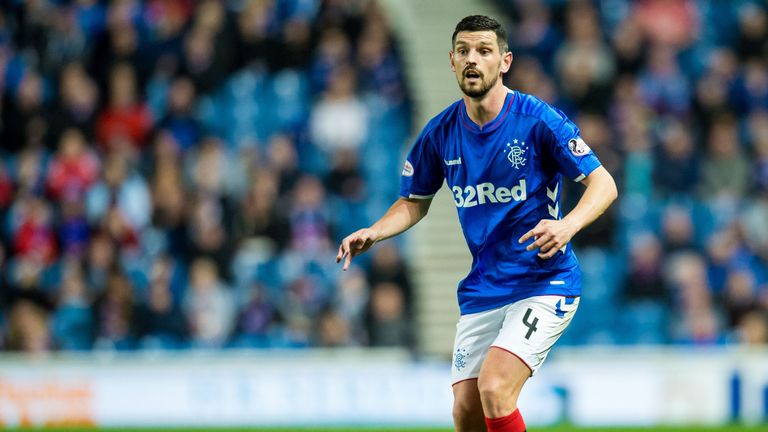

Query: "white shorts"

xmin=451 ymin=295 xmax=579 ymax=384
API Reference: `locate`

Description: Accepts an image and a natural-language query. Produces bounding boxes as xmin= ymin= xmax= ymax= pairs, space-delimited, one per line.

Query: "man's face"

xmin=450 ymin=31 xmax=511 ymax=98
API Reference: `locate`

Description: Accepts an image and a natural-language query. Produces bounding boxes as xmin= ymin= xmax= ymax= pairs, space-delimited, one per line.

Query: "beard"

xmin=458 ymin=69 xmax=499 ymax=98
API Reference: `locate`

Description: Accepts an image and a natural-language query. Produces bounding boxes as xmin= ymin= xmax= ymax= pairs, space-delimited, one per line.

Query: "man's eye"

xmin=481 ymin=49 xmax=490 ymax=55
xmin=458 ymin=49 xmax=466 ymax=55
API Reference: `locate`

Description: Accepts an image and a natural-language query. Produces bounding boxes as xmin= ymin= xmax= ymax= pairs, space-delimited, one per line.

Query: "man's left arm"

xmin=519 ymin=166 xmax=617 ymax=259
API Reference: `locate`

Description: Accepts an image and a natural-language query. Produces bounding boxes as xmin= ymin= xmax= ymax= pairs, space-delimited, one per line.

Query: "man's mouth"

xmin=464 ymin=69 xmax=481 ymax=81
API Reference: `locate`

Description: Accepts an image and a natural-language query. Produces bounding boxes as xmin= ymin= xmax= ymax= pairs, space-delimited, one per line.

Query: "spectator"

xmin=660 ymin=204 xmax=696 ymax=254
xmin=93 ymin=270 xmax=135 ymax=350
xmin=157 ymin=76 xmax=200 ymax=151
xmin=183 ymin=257 xmax=234 ymax=348
xmin=356 ymin=19 xmax=406 ymax=107
xmin=266 ymin=133 xmax=300 ymax=195
xmin=509 ymin=1 xmax=561 ymax=73
xmin=288 ymin=175 xmax=332 ymax=254
xmin=735 ymin=4 xmax=768 ymax=62
xmin=11 ymin=197 xmax=57 ymax=265
xmin=49 ymin=63 xmax=100 ymax=145
xmin=309 ymin=27 xmax=352 ymax=93
xmin=6 ymin=299 xmax=51 ymax=354
xmin=233 ymin=169 xmax=290 ymax=252
xmin=184 ymin=194 xmax=231 ymax=278
xmin=95 ymin=63 xmax=152 ymax=153
xmin=367 ymin=243 xmax=413 ymax=312
xmin=335 ymin=268 xmax=369 ymax=344
xmin=722 ymin=268 xmax=760 ymax=330
xmin=638 ymin=44 xmax=691 ymax=116
xmin=14 ymin=147 xmax=48 ymax=197
xmin=653 ymin=120 xmax=699 ymax=198
xmin=46 ymin=128 xmax=100 ymax=202
xmin=624 ymin=232 xmax=667 ymax=301
xmin=699 ymin=115 xmax=750 ymax=200
xmin=737 ymin=310 xmax=768 ymax=345
xmin=234 ymin=282 xmax=282 ymax=348
xmin=367 ymin=281 xmax=411 ymax=348
xmin=310 ymin=65 xmax=369 ymax=154
xmin=667 ymin=252 xmax=721 ymax=345
xmin=554 ymin=1 xmax=615 ymax=113
xmin=84 ymin=231 xmax=117 ymax=295
xmin=316 ymin=308 xmax=352 ymax=347
xmin=43 ymin=6 xmax=87 ymax=74
xmin=51 ymin=261 xmax=93 ymax=350
xmin=133 ymin=275 xmax=188 ymax=349
xmin=1 ymin=71 xmax=47 ymax=153
xmin=59 ymin=199 xmax=90 ymax=257
xmin=86 ymin=152 xmax=151 ymax=236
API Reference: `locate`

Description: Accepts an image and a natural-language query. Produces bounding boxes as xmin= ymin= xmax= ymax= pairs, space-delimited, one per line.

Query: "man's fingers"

xmin=338 ymin=238 xmax=352 ymax=264
xmin=525 ymin=233 xmax=552 ymax=251
xmin=519 ymin=223 xmax=548 ymax=244
xmin=537 ymin=238 xmax=558 ymax=253
xmin=336 ymin=243 xmax=345 ymax=262
xmin=538 ymin=246 xmax=559 ymax=259
xmin=518 ymin=229 xmax=535 ymax=243
xmin=343 ymin=247 xmax=353 ymax=271
xmin=337 ymin=231 xmax=376 ymax=269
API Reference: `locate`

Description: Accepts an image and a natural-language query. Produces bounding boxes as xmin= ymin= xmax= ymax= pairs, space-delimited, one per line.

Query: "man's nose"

xmin=466 ymin=49 xmax=480 ymax=64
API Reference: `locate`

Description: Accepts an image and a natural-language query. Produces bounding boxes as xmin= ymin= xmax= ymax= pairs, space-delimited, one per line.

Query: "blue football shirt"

xmin=400 ymin=89 xmax=602 ymax=314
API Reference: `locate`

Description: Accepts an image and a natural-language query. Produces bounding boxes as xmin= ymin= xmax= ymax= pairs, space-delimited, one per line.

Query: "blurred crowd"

xmin=502 ymin=0 xmax=768 ymax=345
xmin=0 ymin=0 xmax=414 ymax=352
xmin=2 ymin=0 xmax=768 ymax=354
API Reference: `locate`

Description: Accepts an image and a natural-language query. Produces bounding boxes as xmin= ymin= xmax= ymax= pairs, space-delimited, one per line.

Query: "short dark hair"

xmin=452 ymin=15 xmax=508 ymax=53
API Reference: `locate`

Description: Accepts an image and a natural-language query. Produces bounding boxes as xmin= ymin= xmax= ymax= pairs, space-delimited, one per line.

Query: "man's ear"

xmin=500 ymin=51 xmax=513 ymax=74
xmin=449 ymin=50 xmax=456 ymax=72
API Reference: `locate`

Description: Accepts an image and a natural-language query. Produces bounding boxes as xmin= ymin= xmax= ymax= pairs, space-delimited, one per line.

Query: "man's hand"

xmin=518 ymin=219 xmax=577 ymax=259
xmin=336 ymin=228 xmax=380 ymax=271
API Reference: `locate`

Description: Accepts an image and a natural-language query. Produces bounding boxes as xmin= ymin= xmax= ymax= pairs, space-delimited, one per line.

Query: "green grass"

xmin=9 ymin=426 xmax=767 ymax=432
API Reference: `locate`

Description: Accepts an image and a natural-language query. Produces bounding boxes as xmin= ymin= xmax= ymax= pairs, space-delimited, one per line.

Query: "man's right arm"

xmin=336 ymin=197 xmax=432 ymax=270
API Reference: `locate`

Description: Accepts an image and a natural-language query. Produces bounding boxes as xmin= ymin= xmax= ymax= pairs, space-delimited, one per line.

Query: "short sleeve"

xmin=536 ymin=108 xmax=601 ymax=182
xmin=399 ymin=128 xmax=444 ymax=199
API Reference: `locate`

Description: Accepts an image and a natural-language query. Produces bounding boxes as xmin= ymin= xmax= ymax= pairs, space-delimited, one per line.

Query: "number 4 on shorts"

xmin=522 ymin=308 xmax=538 ymax=340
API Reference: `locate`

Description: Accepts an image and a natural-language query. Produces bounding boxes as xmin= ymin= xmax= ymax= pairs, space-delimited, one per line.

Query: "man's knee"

xmin=477 ymin=374 xmax=506 ymax=404
xmin=477 ymin=348 xmax=530 ymax=415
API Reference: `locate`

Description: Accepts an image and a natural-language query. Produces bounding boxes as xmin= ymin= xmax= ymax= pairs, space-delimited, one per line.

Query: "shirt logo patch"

xmin=402 ymin=160 xmax=414 ymax=177
xmin=568 ymin=137 xmax=591 ymax=156
xmin=505 ymin=139 xmax=526 ymax=169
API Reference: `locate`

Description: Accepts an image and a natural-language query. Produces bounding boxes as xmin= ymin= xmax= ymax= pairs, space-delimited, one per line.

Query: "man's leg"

xmin=450 ymin=306 xmax=508 ymax=432
xmin=476 ymin=295 xmax=580 ymax=432
xmin=477 ymin=347 xmax=530 ymax=431
xmin=452 ymin=379 xmax=486 ymax=432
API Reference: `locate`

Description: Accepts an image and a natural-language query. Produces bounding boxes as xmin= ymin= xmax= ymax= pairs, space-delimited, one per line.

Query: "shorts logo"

xmin=454 ymin=347 xmax=469 ymax=371
xmin=505 ymin=139 xmax=526 ymax=169
xmin=568 ymin=137 xmax=591 ymax=156
xmin=402 ymin=160 xmax=414 ymax=177
xmin=555 ymin=297 xmax=577 ymax=318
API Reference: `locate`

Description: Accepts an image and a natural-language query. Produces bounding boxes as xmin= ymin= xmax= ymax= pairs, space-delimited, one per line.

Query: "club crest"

xmin=454 ymin=347 xmax=469 ymax=371
xmin=505 ymin=139 xmax=526 ymax=169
